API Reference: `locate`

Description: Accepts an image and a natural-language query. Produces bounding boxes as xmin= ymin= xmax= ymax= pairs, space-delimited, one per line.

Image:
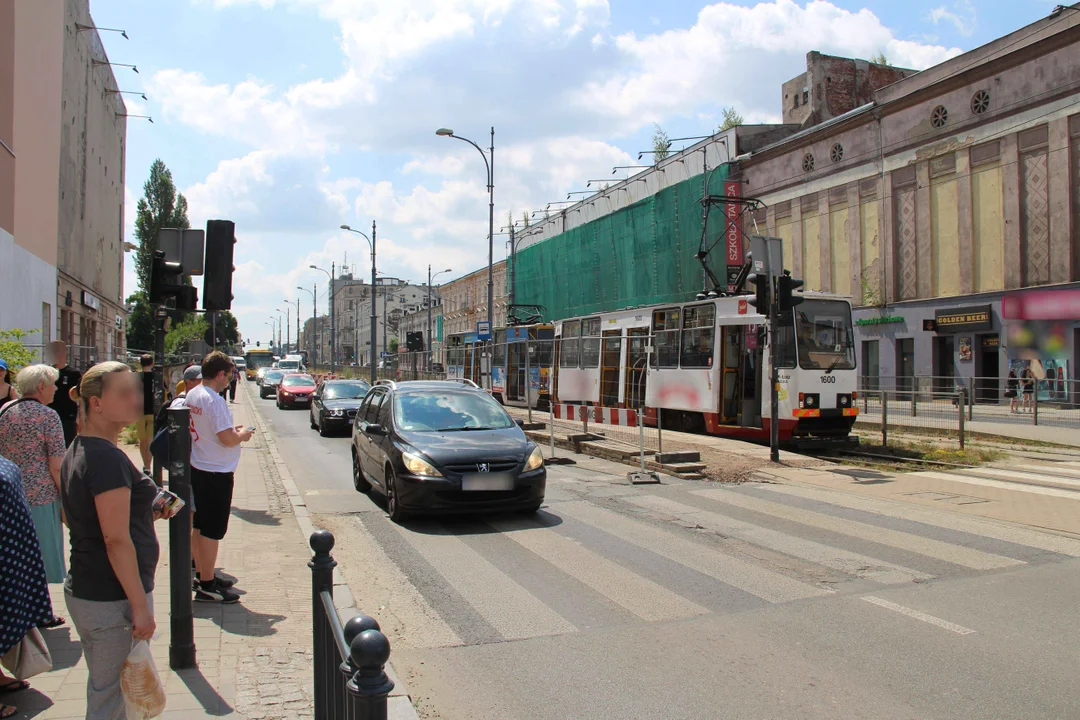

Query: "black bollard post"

xmin=167 ymin=407 xmax=196 ymax=669
xmin=347 ymin=628 xmax=395 ymax=720
xmin=341 ymin=615 xmax=381 ymax=716
xmin=310 ymin=531 xmax=337 ymax=720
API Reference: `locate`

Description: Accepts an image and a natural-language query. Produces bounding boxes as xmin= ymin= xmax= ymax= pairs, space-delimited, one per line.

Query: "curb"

xmin=242 ymin=384 xmax=421 ymax=720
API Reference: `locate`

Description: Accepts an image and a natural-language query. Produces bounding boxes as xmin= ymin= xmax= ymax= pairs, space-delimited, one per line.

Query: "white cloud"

xmin=928 ymin=1 xmax=977 ymax=37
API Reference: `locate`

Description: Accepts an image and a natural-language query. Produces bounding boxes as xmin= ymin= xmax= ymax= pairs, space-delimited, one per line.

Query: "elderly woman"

xmin=0 ymin=456 xmax=55 ymax=718
xmin=0 ymin=359 xmax=17 ymax=410
xmin=0 ymin=364 xmax=68 ymax=590
xmin=62 ymin=361 xmax=175 ymax=718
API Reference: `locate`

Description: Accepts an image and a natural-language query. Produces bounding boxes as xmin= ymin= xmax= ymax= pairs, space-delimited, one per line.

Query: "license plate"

xmin=461 ymin=473 xmax=514 ymax=491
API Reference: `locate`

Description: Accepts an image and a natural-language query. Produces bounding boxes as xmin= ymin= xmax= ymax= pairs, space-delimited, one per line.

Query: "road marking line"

xmin=759 ymin=484 xmax=1080 ymax=558
xmin=488 ymin=519 xmax=709 ymax=622
xmin=693 ymin=488 xmax=1022 ymax=571
xmin=559 ymin=502 xmax=831 ymax=603
xmin=954 ymin=467 xmax=1080 ymax=489
xmin=625 ymin=495 xmax=931 ymax=585
xmin=861 ymin=595 xmax=975 ymax=635
xmin=1015 ymin=464 xmax=1080 ymax=479
xmin=393 ymin=524 xmax=577 ymax=641
xmin=914 ymin=471 xmax=1080 ymax=500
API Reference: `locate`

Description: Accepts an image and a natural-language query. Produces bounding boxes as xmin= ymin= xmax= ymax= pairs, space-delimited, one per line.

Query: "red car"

xmin=276 ymin=373 xmax=316 ymax=409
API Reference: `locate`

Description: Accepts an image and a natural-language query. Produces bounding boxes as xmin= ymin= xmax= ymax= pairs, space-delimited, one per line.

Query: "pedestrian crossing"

xmin=904 ymin=461 xmax=1080 ymax=500
xmin=354 ymin=473 xmax=1080 ymax=650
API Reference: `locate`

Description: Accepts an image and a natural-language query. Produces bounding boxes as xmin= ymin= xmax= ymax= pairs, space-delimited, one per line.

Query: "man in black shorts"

xmin=185 ymin=352 xmax=253 ymax=603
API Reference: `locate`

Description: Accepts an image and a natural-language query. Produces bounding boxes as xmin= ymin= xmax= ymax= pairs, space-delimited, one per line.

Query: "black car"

xmin=259 ymin=369 xmax=285 ymax=398
xmin=311 ymin=379 xmax=371 ymax=436
xmin=350 ymin=381 xmax=546 ymax=523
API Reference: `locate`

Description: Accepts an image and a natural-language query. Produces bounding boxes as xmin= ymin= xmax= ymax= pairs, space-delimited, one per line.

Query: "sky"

xmin=89 ymin=0 xmax=1054 ymax=347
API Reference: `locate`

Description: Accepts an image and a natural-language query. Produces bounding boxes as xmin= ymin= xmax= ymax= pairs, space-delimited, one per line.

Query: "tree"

xmin=214 ymin=311 xmax=240 ymax=346
xmin=522 ymin=211 xmax=530 ymax=228
xmin=870 ymin=51 xmax=889 ymax=66
xmin=652 ymin=124 xmax=671 ymax=164
xmin=134 ymin=159 xmax=190 ymax=294
xmin=388 ymin=338 xmax=399 ymax=353
xmin=719 ymin=106 xmax=744 ymax=132
xmin=165 ymin=315 xmax=208 ymax=357
xmin=0 ymin=328 xmax=42 ymax=373
xmin=125 ymin=291 xmax=155 ymax=352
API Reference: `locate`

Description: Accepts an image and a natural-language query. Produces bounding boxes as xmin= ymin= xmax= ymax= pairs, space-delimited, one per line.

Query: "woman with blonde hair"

xmin=0 ymin=364 xmax=68 ymax=589
xmin=61 ymin=361 xmax=176 ymax=718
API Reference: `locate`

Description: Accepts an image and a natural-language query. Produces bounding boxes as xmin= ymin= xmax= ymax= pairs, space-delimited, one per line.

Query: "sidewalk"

xmin=15 ymin=391 xmax=323 ymax=718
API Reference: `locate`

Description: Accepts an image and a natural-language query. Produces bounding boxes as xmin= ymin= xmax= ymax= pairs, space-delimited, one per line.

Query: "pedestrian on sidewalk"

xmin=61 ymin=361 xmax=178 ymax=719
xmin=187 ymin=352 xmax=253 ymax=604
xmin=0 ymin=364 xmax=70 ymax=588
xmin=0 ymin=456 xmax=56 ymax=719
xmin=135 ymin=354 xmax=155 ymax=476
xmin=227 ymin=365 xmax=239 ymax=404
xmin=1006 ymin=369 xmax=1019 ymax=413
xmin=1021 ymin=366 xmax=1035 ymax=413
xmin=46 ymin=342 xmax=81 ymax=448
xmin=0 ymin=360 xmax=18 ymax=410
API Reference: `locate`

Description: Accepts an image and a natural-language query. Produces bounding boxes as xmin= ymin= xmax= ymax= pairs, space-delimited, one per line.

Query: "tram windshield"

xmin=794 ymin=299 xmax=856 ymax=371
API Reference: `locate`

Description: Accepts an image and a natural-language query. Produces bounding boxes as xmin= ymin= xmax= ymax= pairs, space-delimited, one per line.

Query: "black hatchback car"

xmin=310 ymin=379 xmax=371 ymax=436
xmin=350 ymin=381 xmax=546 ymax=522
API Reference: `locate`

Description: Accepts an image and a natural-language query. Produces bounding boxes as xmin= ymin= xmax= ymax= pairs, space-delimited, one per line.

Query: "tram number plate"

xmin=820 ymin=375 xmax=837 ymax=383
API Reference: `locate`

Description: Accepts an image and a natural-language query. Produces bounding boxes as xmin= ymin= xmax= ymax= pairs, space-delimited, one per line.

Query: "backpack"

xmin=150 ymin=395 xmax=185 ymax=467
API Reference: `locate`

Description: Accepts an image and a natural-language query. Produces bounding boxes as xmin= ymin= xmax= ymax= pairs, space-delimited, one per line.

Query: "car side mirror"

xmin=365 ymin=424 xmax=387 ymax=436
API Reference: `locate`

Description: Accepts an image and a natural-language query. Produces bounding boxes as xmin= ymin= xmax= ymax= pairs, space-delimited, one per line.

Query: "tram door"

xmin=625 ymin=328 xmax=649 ymax=409
xmin=720 ymin=326 xmax=743 ymax=423
xmin=601 ymin=330 xmax=622 ymax=407
xmin=507 ymin=338 xmax=524 ymax=402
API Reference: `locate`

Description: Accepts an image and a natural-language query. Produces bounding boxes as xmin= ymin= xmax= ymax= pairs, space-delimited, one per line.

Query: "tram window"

xmin=582 ymin=338 xmax=601 ymax=368
xmin=680 ymin=305 xmax=715 ymax=368
xmin=774 ymin=313 xmax=797 ymax=368
xmin=493 ymin=330 xmax=506 ymax=366
xmin=795 ymin=299 xmax=856 ymax=370
xmin=651 ymin=308 xmax=680 ymax=368
xmin=531 ymin=339 xmax=553 ymax=366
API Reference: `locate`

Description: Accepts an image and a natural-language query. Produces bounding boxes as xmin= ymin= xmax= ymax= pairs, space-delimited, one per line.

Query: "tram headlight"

xmin=837 ymin=393 xmax=852 ymax=408
xmin=798 ymin=392 xmax=819 ymax=409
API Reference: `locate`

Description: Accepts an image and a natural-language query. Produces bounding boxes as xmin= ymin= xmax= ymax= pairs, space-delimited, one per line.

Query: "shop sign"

xmin=855 ymin=315 xmax=904 ymax=327
xmin=81 ymin=291 xmax=100 ymax=311
xmin=934 ymin=305 xmax=991 ymax=332
xmin=724 ymin=181 xmax=743 ymax=292
xmin=982 ymin=336 xmax=999 ymax=349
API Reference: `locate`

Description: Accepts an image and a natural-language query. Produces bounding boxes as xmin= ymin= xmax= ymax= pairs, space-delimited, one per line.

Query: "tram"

xmin=552 ymin=293 xmax=859 ymax=447
xmin=491 ymin=324 xmax=555 ymax=409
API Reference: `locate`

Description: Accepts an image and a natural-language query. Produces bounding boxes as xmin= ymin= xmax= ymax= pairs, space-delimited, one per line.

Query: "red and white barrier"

xmin=551 ymin=404 xmax=638 ymax=427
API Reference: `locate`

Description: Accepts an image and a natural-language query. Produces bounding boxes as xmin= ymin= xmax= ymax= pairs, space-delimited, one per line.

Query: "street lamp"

xmin=435 ymin=126 xmax=495 ymax=386
xmin=428 ymin=266 xmax=452 ymax=372
xmin=286 ymin=298 xmax=299 ymax=359
xmin=280 ymin=304 xmax=292 ymax=354
xmin=340 ymin=222 xmax=378 ymax=383
xmin=310 ymin=264 xmax=336 ymax=373
xmin=264 ymin=322 xmax=275 ymax=352
xmin=297 ymin=285 xmax=316 ymax=367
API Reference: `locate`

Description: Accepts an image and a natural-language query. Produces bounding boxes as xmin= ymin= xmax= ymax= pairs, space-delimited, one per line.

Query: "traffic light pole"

xmin=152 ymin=305 xmax=167 ymax=486
xmin=769 ymin=297 xmax=780 ymax=464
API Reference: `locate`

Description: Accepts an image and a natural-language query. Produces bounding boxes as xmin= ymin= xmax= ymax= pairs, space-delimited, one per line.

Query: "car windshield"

xmin=795 ymin=299 xmax=856 ymax=371
xmin=283 ymin=375 xmax=314 ymax=387
xmin=265 ymin=371 xmax=284 ymax=381
xmin=324 ymin=383 xmax=369 ymax=399
xmin=394 ymin=391 xmax=515 ymax=432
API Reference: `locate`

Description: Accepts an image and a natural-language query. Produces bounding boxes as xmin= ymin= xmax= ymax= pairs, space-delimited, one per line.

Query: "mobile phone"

xmin=153 ymin=488 xmax=185 ymax=515
xmin=247 ymin=426 xmax=255 ymax=432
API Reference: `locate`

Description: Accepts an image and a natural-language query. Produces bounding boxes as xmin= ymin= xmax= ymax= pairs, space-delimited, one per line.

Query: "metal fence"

xmin=309 ymin=530 xmax=395 ymax=720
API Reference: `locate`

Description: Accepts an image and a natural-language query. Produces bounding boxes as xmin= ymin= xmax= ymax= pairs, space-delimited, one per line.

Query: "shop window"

xmin=680 ymin=304 xmax=715 ymax=368
xmin=651 ymin=308 xmax=680 ymax=368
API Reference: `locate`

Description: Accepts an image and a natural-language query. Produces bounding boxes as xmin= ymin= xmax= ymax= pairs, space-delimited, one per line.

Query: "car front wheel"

xmin=351 ymin=448 xmax=370 ymax=493
xmin=385 ymin=466 xmax=406 ymax=524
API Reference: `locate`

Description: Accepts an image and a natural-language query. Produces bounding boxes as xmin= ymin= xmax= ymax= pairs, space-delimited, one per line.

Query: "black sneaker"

xmin=192 ymin=574 xmax=235 ymax=590
xmin=194 ymin=578 xmax=240 ymax=604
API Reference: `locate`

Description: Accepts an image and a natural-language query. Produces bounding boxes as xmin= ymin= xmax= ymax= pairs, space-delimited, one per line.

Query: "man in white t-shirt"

xmin=185 ymin=351 xmax=253 ymax=604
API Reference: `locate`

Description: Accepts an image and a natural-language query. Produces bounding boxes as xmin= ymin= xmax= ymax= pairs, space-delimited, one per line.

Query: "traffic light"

xmin=149 ymin=250 xmax=196 ymax=310
xmin=203 ymin=220 xmax=236 ymax=311
xmin=406 ymin=332 xmax=424 ymax=352
xmin=746 ymin=272 xmax=770 ymax=318
xmin=776 ymin=270 xmax=804 ymax=314
xmin=256 ymin=341 xmax=260 ymax=347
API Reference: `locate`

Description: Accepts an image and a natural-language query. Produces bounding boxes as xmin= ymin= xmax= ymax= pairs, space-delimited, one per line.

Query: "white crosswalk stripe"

xmin=758 ymin=484 xmax=1080 ymax=558
xmin=624 ymin=495 xmax=932 ymax=585
xmin=912 ymin=471 xmax=1080 ymax=500
xmin=1014 ymin=464 xmax=1080 ymax=479
xmin=692 ymin=488 xmax=1023 ymax=571
xmin=487 ymin=518 xmax=709 ymax=622
xmin=953 ymin=467 xmax=1080 ymax=490
xmin=558 ymin=501 xmax=832 ymax=603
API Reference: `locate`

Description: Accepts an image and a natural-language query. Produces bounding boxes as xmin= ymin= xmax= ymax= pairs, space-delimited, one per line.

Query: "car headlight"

xmin=402 ymin=451 xmax=442 ymax=477
xmin=329 ymin=409 xmax=343 ymax=417
xmin=524 ymin=446 xmax=544 ymax=472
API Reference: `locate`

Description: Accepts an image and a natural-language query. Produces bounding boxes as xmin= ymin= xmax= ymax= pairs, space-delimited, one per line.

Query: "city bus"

xmin=243 ymin=348 xmax=275 ymax=381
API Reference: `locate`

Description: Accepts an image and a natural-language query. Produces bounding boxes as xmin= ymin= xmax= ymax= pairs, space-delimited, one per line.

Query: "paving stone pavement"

xmin=15 ymin=392 xmax=317 ymax=719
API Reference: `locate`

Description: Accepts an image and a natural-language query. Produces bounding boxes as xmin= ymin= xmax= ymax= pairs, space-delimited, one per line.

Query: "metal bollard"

xmin=656 ymin=407 xmax=663 ymax=454
xmin=167 ymin=407 xmax=196 ymax=670
xmin=967 ymin=377 xmax=974 ymax=421
xmin=911 ymin=378 xmax=918 ymax=418
xmin=1033 ymin=388 xmax=1039 ymax=426
xmin=549 ymin=401 xmax=557 ymax=461
xmin=639 ymin=408 xmax=647 ymax=472
xmin=347 ymin=629 xmax=395 ymax=720
xmin=881 ymin=391 xmax=888 ymax=448
xmin=310 ymin=531 xmax=337 ymax=720
xmin=581 ymin=406 xmax=588 ymax=435
xmin=957 ymin=392 xmax=965 ymax=449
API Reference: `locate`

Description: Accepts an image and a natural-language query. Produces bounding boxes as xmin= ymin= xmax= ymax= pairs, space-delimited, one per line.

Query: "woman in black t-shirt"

xmin=60 ymin=362 xmax=178 ymax=718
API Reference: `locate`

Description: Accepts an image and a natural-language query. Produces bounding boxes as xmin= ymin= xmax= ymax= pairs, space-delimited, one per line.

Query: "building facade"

xmin=332 ymin=276 xmax=427 ymax=365
xmin=396 ymin=294 xmax=443 ymax=370
xmin=741 ymin=9 xmax=1080 ymax=397
xmin=439 ymin=261 xmax=508 ymax=341
xmin=3 ymin=0 xmax=127 ymax=368
xmin=0 ymin=1 xmax=13 ymax=288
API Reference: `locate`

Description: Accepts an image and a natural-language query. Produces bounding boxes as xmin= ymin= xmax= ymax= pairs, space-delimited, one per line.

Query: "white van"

xmin=278 ymin=354 xmax=305 ymax=373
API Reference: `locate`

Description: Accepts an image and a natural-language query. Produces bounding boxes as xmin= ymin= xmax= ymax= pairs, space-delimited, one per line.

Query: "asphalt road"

xmin=244 ymin=381 xmax=1080 ymax=720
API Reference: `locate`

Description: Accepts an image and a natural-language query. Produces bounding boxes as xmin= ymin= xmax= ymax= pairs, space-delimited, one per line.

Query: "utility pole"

xmin=370 ymin=222 xmax=377 ymax=383
xmin=296 ymin=297 xmax=300 ymax=358
xmin=427 ymin=266 xmax=433 ymax=372
xmin=329 ymin=261 xmax=336 ymax=373
xmin=509 ymin=222 xmax=516 ymax=311
xmin=313 ymin=283 xmax=318 ymax=367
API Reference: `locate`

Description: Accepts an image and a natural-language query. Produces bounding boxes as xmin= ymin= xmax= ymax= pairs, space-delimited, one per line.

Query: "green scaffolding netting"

xmin=510 ymin=165 xmax=732 ymax=323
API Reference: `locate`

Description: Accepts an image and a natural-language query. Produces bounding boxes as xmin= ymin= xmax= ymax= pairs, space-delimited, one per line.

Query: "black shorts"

xmin=190 ymin=467 xmax=235 ymax=541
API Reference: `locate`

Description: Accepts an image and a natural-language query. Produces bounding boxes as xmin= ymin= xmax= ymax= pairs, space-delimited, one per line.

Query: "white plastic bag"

xmin=121 ymin=640 xmax=166 ymax=719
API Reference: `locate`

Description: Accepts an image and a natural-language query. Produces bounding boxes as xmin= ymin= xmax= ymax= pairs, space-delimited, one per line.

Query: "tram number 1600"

xmin=819 ymin=375 xmax=837 ymax=384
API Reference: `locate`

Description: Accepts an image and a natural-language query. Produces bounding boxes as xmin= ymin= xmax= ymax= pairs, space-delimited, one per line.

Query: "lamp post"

xmin=428 ymin=266 xmax=452 ymax=371
xmin=264 ymin=322 xmax=274 ymax=352
xmin=340 ymin=222 xmax=378 ymax=384
xmin=297 ymin=285 xmax=316 ymax=367
xmin=280 ymin=304 xmax=292 ymax=354
xmin=436 ymin=127 xmax=494 ymax=385
xmin=310 ymin=263 xmax=336 ymax=373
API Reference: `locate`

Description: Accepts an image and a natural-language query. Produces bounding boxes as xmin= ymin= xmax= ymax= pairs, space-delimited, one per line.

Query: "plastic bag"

xmin=121 ymin=640 xmax=166 ymax=719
